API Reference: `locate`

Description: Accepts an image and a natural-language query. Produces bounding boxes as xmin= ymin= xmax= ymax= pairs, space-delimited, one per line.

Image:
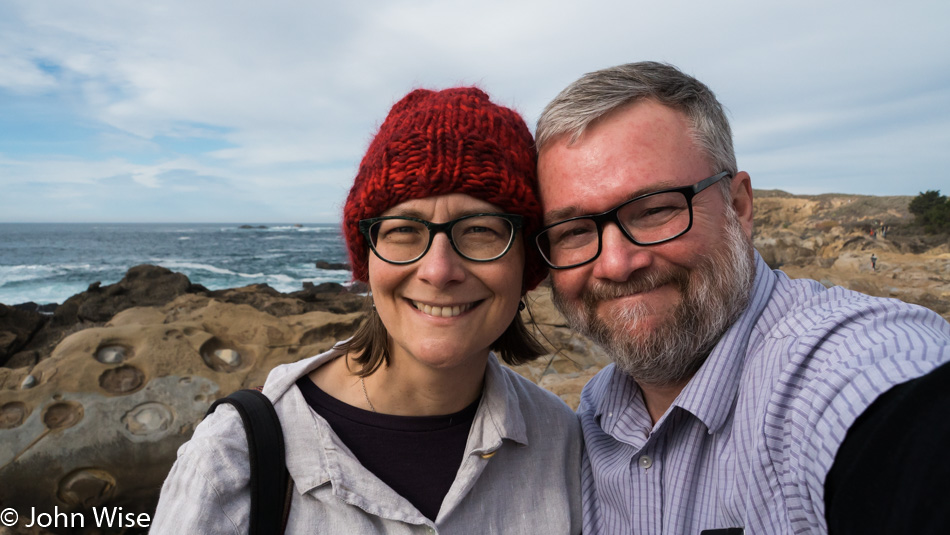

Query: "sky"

xmin=1 ymin=0 xmax=948 ymax=223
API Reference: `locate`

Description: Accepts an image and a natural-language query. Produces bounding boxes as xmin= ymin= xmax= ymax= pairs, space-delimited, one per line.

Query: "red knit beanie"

xmin=343 ymin=87 xmax=547 ymax=293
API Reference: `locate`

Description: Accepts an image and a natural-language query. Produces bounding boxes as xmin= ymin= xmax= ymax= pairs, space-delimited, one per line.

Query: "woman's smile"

xmin=409 ymin=299 xmax=479 ymax=318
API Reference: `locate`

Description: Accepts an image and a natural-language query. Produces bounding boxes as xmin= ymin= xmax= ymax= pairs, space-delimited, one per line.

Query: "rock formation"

xmin=752 ymin=191 xmax=950 ymax=320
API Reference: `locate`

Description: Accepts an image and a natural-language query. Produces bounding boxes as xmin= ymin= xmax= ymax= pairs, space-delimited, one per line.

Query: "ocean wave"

xmin=295 ymin=226 xmax=339 ymax=233
xmin=0 ymin=263 xmax=111 ymax=284
xmin=154 ymin=227 xmax=199 ymax=233
xmin=266 ymin=273 xmax=297 ymax=284
xmin=0 ymin=283 xmax=91 ymax=306
xmin=156 ymin=260 xmax=264 ymax=278
xmin=218 ymin=225 xmax=338 ymax=233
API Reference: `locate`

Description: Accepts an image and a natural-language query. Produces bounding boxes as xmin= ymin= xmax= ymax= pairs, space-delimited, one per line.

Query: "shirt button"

xmin=638 ymin=455 xmax=653 ymax=469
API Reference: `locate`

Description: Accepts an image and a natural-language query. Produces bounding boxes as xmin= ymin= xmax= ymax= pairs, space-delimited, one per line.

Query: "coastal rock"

xmin=11 ymin=302 xmax=59 ymax=314
xmin=0 ymin=266 xmax=204 ymax=371
xmin=0 ymin=267 xmax=369 ymax=374
xmin=208 ymin=282 xmax=365 ymax=317
xmin=69 ymin=264 xmax=199 ymax=323
xmin=0 ymin=304 xmax=48 ymax=367
xmin=0 ymin=290 xmax=365 ymax=525
xmin=315 ymin=260 xmax=351 ymax=271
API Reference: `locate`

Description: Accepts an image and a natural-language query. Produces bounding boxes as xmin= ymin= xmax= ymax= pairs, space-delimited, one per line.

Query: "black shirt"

xmin=296 ymin=376 xmax=479 ymax=521
xmin=825 ymin=360 xmax=950 ymax=534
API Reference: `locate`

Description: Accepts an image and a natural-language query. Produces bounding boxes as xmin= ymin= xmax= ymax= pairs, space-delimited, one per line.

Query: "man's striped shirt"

xmin=579 ymin=253 xmax=950 ymax=534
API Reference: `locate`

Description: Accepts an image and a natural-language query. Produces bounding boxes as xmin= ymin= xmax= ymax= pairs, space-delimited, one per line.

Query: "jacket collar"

xmin=261 ymin=345 xmax=528 ymax=522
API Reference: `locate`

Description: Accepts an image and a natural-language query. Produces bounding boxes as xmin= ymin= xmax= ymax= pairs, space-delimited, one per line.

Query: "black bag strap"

xmin=207 ymin=388 xmax=291 ymax=535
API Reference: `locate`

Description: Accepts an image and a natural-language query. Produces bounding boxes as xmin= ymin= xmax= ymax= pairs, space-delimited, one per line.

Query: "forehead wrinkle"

xmin=380 ymin=205 xmax=499 ymax=222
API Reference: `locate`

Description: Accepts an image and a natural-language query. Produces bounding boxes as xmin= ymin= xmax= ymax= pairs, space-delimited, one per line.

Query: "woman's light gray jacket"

xmin=152 ymin=346 xmax=583 ymax=534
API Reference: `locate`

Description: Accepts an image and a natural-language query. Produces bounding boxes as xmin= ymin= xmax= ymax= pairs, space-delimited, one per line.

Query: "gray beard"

xmin=552 ymin=213 xmax=756 ymax=387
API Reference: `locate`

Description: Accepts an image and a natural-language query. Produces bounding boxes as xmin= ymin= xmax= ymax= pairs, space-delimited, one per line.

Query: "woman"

xmin=152 ymin=87 xmax=582 ymax=533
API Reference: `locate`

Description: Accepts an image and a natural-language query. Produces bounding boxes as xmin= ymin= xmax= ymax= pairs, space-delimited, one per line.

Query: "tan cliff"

xmin=752 ymin=190 xmax=949 ymax=321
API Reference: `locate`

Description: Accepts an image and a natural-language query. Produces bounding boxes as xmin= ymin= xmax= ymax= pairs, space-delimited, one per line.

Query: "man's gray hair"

xmin=536 ymin=61 xmax=738 ymax=181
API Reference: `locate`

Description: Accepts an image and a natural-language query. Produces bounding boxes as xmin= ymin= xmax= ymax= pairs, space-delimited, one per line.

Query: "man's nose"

xmin=591 ymin=222 xmax=654 ymax=282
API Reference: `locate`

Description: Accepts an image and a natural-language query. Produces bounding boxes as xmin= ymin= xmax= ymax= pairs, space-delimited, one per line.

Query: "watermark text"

xmin=0 ymin=506 xmax=151 ymax=529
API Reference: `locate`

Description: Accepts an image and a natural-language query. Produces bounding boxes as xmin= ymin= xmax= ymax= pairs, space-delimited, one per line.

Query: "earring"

xmin=518 ymin=300 xmax=526 ymax=311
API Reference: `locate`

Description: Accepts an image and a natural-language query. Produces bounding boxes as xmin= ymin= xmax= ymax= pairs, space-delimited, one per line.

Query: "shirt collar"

xmin=263 ymin=346 xmax=528 ymax=494
xmin=674 ymin=251 xmax=776 ymax=433
xmin=467 ymin=353 xmax=529 ymax=452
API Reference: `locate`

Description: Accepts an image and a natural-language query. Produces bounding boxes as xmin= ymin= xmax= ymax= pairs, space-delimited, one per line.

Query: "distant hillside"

xmin=752 ymin=189 xmax=912 ymax=225
xmin=752 ymin=189 xmax=946 ymax=254
xmin=750 ymin=189 xmax=949 ymax=321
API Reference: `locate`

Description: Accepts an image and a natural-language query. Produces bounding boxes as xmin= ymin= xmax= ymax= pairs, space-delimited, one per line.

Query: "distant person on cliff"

xmin=871 ymin=253 xmax=878 ymax=270
xmin=533 ymin=61 xmax=950 ymax=534
xmin=152 ymin=87 xmax=581 ymax=533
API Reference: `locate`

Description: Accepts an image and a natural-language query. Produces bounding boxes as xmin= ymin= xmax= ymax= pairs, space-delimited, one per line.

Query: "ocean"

xmin=0 ymin=223 xmax=353 ymax=306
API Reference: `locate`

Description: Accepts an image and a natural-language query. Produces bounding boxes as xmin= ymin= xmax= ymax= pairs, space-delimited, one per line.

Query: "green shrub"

xmin=908 ymin=190 xmax=950 ymax=233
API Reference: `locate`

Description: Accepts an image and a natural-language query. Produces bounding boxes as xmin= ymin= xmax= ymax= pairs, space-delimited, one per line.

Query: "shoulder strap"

xmin=208 ymin=389 xmax=290 ymax=535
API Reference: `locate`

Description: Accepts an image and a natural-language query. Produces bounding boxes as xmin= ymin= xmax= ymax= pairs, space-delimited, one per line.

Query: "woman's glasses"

xmin=359 ymin=213 xmax=523 ymax=264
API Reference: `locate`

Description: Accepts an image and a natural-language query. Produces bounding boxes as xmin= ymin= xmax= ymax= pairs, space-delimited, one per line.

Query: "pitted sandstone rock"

xmin=0 ymin=283 xmax=366 ymax=520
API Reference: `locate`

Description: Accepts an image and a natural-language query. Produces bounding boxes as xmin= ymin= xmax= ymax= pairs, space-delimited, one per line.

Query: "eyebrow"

xmin=544 ymin=205 xmax=583 ymax=223
xmin=544 ymin=181 xmax=681 ymax=224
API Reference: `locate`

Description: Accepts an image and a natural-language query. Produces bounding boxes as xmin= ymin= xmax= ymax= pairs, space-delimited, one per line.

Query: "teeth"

xmin=413 ymin=301 xmax=473 ymax=317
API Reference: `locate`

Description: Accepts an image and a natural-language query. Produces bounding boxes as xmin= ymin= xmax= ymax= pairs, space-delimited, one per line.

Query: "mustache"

xmin=583 ymin=266 xmax=690 ymax=303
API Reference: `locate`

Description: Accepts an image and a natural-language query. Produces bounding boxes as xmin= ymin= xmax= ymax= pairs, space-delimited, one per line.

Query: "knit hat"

xmin=343 ymin=87 xmax=547 ymax=293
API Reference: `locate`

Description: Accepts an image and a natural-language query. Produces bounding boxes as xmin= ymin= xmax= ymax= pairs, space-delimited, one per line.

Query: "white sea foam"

xmin=266 ymin=274 xmax=297 ymax=284
xmin=0 ymin=264 xmax=109 ymax=284
xmin=154 ymin=260 xmax=271 ymax=280
xmin=0 ymin=284 xmax=88 ymax=305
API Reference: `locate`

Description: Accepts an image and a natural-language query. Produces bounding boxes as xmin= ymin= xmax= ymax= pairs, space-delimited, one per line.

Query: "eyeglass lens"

xmin=369 ymin=215 xmax=515 ymax=262
xmin=538 ymin=190 xmax=691 ymax=267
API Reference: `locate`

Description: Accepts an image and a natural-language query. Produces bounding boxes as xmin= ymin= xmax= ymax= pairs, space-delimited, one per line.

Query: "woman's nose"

xmin=415 ymin=232 xmax=466 ymax=288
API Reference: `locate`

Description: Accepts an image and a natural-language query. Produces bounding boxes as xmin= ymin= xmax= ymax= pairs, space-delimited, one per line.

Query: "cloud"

xmin=1 ymin=0 xmax=949 ymax=222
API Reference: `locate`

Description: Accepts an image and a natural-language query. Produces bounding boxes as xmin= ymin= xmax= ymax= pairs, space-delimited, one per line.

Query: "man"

xmin=534 ymin=61 xmax=950 ymax=534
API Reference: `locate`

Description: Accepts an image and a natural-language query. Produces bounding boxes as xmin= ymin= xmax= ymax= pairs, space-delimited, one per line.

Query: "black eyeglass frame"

xmin=359 ymin=212 xmax=524 ymax=265
xmin=535 ymin=171 xmax=732 ymax=269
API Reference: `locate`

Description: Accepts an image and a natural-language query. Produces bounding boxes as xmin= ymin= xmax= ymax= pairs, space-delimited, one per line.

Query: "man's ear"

xmin=730 ymin=171 xmax=754 ymax=237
